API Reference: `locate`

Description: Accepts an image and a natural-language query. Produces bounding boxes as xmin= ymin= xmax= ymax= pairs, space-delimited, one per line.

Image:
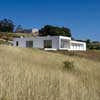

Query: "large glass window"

xmin=61 ymin=40 xmax=69 ymax=48
xmin=44 ymin=40 xmax=52 ymax=48
xmin=26 ymin=41 xmax=33 ymax=48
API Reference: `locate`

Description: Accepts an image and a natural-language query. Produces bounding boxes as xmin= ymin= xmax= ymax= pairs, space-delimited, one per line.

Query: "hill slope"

xmin=0 ymin=46 xmax=100 ymax=100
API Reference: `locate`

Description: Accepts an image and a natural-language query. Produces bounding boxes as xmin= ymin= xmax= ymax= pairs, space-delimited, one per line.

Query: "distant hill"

xmin=87 ymin=41 xmax=100 ymax=50
xmin=0 ymin=32 xmax=33 ymax=40
xmin=0 ymin=32 xmax=34 ymax=45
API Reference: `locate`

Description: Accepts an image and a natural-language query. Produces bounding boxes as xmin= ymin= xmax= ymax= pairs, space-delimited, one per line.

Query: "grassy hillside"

xmin=0 ymin=46 xmax=100 ymax=100
xmin=0 ymin=32 xmax=33 ymax=40
xmin=51 ymin=50 xmax=100 ymax=61
xmin=0 ymin=32 xmax=34 ymax=45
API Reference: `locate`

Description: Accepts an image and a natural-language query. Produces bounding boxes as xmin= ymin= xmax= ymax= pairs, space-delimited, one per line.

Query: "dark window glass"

xmin=26 ymin=41 xmax=33 ymax=48
xmin=61 ymin=39 xmax=70 ymax=48
xmin=44 ymin=40 xmax=52 ymax=48
xmin=16 ymin=41 xmax=19 ymax=46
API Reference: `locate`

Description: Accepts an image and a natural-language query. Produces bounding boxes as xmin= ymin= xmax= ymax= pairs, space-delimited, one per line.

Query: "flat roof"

xmin=71 ymin=40 xmax=86 ymax=44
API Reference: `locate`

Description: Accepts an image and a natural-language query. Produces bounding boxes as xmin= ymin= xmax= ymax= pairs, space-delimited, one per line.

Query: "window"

xmin=61 ymin=40 xmax=69 ymax=48
xmin=44 ymin=40 xmax=52 ymax=48
xmin=26 ymin=41 xmax=33 ymax=48
xmin=16 ymin=41 xmax=19 ymax=46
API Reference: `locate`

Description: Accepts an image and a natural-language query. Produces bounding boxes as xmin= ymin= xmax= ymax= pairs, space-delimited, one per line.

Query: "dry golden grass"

xmin=0 ymin=45 xmax=100 ymax=100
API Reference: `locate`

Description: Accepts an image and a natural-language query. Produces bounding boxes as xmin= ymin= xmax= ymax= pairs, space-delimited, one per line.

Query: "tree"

xmin=39 ymin=25 xmax=72 ymax=37
xmin=86 ymin=39 xmax=91 ymax=49
xmin=86 ymin=39 xmax=91 ymax=44
xmin=15 ymin=25 xmax=32 ymax=33
xmin=0 ymin=19 xmax=15 ymax=32
xmin=15 ymin=25 xmax=23 ymax=33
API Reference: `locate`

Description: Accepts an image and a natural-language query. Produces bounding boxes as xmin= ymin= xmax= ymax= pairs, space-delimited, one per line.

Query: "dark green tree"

xmin=39 ymin=25 xmax=72 ymax=37
xmin=0 ymin=19 xmax=15 ymax=32
xmin=86 ymin=39 xmax=91 ymax=44
xmin=86 ymin=39 xmax=91 ymax=49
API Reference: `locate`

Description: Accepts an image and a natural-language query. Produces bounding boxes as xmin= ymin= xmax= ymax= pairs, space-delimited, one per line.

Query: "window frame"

xmin=26 ymin=41 xmax=33 ymax=48
xmin=44 ymin=40 xmax=52 ymax=48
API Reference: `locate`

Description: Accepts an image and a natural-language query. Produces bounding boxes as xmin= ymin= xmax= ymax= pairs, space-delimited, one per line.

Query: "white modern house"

xmin=13 ymin=36 xmax=86 ymax=51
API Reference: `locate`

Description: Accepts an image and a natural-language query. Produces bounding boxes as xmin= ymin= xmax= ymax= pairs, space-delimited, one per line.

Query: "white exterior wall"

xmin=70 ymin=40 xmax=86 ymax=51
xmin=13 ymin=36 xmax=86 ymax=51
xmin=13 ymin=36 xmax=59 ymax=50
xmin=59 ymin=36 xmax=71 ymax=50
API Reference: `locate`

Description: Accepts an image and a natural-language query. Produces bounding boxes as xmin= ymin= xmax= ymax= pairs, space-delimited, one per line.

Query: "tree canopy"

xmin=0 ymin=19 xmax=15 ymax=32
xmin=39 ymin=25 xmax=72 ymax=37
xmin=15 ymin=25 xmax=23 ymax=33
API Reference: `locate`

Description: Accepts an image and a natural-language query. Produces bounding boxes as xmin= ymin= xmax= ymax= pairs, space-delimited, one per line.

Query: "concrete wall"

xmin=13 ymin=36 xmax=59 ymax=50
xmin=70 ymin=40 xmax=86 ymax=51
xmin=13 ymin=36 xmax=86 ymax=51
xmin=59 ymin=36 xmax=71 ymax=50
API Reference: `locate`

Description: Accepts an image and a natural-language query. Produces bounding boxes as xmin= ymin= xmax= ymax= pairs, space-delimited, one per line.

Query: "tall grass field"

xmin=0 ymin=45 xmax=100 ymax=100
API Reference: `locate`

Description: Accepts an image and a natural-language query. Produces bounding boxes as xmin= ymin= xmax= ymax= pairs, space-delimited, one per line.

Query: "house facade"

xmin=13 ymin=36 xmax=86 ymax=51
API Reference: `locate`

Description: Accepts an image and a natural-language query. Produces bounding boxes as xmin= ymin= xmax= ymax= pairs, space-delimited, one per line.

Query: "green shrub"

xmin=63 ymin=61 xmax=74 ymax=71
